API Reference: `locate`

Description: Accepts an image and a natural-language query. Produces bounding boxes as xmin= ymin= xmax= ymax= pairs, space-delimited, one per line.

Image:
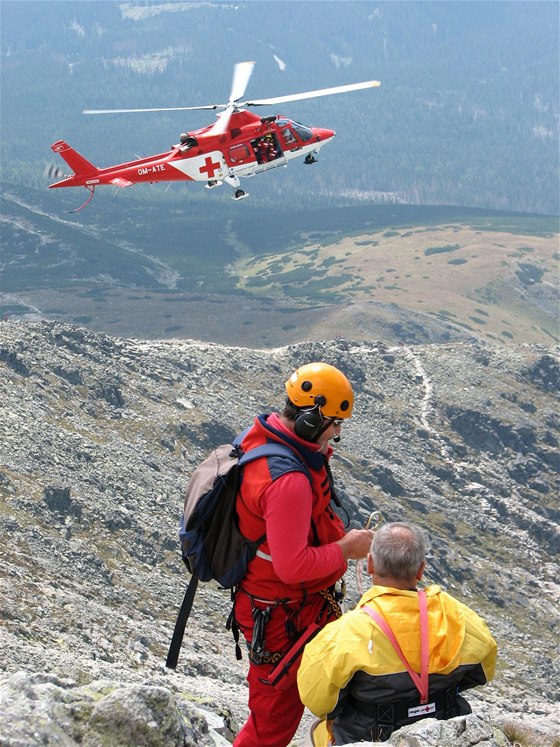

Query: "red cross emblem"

xmin=199 ymin=156 xmax=221 ymax=178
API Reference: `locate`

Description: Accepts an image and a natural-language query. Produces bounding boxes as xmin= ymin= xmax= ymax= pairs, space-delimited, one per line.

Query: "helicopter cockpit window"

xmin=281 ymin=128 xmax=297 ymax=145
xmin=229 ymin=144 xmax=253 ymax=163
xmin=291 ymin=121 xmax=313 ymax=141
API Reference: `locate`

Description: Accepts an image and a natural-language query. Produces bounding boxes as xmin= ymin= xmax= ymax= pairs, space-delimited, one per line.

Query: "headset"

xmin=294 ymin=395 xmax=328 ymax=442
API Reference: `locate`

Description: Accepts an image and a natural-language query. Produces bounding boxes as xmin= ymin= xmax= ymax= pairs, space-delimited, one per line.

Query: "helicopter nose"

xmin=313 ymin=128 xmax=336 ymax=142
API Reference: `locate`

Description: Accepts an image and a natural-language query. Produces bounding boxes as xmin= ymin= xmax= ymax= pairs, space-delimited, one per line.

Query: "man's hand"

xmin=337 ymin=529 xmax=374 ymax=560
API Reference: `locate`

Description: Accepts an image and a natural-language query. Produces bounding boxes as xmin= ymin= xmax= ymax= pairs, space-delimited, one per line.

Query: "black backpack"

xmin=166 ymin=435 xmax=308 ymax=669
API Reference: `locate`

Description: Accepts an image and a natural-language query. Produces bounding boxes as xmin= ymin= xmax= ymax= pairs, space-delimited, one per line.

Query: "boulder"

xmin=385 ymin=713 xmax=510 ymax=746
xmin=0 ymin=672 xmax=230 ymax=747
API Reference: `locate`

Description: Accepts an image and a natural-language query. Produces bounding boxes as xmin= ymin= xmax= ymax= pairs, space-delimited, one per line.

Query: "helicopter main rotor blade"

xmin=229 ymin=61 xmax=255 ymax=104
xmin=83 ymin=105 xmax=223 ymax=115
xmin=243 ymin=79 xmax=381 ymax=107
xmin=204 ymin=61 xmax=256 ymax=136
xmin=83 ymin=62 xmax=256 ymax=117
xmin=207 ymin=111 xmax=233 ymax=136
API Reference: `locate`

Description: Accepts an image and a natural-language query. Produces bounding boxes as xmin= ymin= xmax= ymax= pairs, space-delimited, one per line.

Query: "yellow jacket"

xmin=298 ymin=584 xmax=497 ymax=744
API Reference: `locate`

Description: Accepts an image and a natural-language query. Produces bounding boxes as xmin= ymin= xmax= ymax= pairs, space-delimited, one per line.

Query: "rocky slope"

xmin=0 ymin=321 xmax=558 ymax=744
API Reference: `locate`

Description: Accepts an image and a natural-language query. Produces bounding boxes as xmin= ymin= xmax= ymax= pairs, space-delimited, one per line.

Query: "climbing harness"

xmin=318 ymin=585 xmax=344 ymax=620
xmin=251 ymin=603 xmax=275 ymax=664
xmin=232 ymin=585 xmax=345 ymax=690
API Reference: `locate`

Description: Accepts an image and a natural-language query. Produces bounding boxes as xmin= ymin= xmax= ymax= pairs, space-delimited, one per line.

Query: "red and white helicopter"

xmin=48 ymin=61 xmax=380 ymax=210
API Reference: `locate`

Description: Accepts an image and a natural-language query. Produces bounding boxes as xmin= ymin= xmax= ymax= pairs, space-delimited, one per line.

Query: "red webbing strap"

xmin=362 ymin=589 xmax=429 ymax=704
xmin=418 ymin=589 xmax=429 ymax=703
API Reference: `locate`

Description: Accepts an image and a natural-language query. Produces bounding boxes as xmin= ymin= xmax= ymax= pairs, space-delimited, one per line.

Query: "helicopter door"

xmin=228 ymin=136 xmax=286 ymax=177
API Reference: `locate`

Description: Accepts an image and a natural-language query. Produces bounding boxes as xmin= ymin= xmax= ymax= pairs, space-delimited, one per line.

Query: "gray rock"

xmin=385 ymin=714 xmax=510 ymax=746
xmin=83 ymin=684 xmax=208 ymax=747
xmin=525 ymin=354 xmax=560 ymax=392
xmin=0 ymin=672 xmax=226 ymax=747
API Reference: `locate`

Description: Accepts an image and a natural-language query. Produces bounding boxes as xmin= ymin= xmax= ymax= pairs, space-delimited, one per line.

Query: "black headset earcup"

xmin=294 ymin=408 xmax=324 ymax=441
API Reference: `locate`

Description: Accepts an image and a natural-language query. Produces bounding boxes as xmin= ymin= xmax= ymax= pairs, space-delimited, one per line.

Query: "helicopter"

xmin=48 ymin=61 xmax=380 ymax=210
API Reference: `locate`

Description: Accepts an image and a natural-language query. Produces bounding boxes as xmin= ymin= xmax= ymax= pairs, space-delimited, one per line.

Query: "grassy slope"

xmin=1 ymin=190 xmax=558 ymax=346
xmin=232 ymin=223 xmax=559 ymax=345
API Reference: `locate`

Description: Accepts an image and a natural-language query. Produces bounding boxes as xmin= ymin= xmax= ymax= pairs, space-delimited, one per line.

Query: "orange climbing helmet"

xmin=285 ymin=362 xmax=354 ymax=419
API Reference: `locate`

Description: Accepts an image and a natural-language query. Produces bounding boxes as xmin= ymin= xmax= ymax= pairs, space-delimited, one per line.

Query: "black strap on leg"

xmin=166 ymin=575 xmax=199 ymax=669
xmin=251 ymin=605 xmax=272 ymax=664
xmin=226 ymin=605 xmax=243 ymax=661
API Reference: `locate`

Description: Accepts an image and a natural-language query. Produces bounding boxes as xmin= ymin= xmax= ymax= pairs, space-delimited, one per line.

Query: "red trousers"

xmin=233 ymin=590 xmax=338 ymax=747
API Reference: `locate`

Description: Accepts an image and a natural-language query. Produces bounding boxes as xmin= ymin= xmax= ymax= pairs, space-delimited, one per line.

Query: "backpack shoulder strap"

xmin=238 ymin=441 xmax=311 ymax=480
xmin=238 ymin=442 xmax=311 ymax=563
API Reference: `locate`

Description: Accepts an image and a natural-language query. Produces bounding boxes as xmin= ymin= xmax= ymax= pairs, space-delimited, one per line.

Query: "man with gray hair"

xmin=298 ymin=521 xmax=497 ymax=745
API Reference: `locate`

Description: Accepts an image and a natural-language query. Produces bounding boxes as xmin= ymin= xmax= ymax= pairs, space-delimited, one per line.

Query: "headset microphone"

xmin=333 ymin=435 xmax=341 ymax=443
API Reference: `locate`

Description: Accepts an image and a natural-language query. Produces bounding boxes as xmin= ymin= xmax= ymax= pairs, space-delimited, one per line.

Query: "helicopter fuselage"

xmin=49 ymin=112 xmax=335 ymax=191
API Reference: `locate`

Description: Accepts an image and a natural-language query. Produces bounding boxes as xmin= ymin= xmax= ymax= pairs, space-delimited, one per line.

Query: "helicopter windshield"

xmin=276 ymin=118 xmax=313 ymax=142
xmin=290 ymin=121 xmax=313 ymax=141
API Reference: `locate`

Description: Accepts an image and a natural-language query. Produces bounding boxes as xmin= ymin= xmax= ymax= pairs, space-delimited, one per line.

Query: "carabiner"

xmin=364 ymin=510 xmax=383 ymax=531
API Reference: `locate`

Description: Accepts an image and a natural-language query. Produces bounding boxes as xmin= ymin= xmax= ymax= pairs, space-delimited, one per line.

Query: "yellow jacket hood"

xmin=360 ymin=584 xmax=467 ymax=674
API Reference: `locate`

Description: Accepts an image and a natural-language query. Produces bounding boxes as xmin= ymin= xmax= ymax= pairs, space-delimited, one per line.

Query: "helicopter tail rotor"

xmin=45 ymin=164 xmax=68 ymax=181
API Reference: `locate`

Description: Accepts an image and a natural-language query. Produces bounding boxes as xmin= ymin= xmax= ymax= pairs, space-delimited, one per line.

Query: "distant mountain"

xmin=1 ymin=0 xmax=558 ymax=213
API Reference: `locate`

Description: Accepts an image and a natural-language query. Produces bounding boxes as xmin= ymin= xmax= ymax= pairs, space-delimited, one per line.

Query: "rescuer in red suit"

xmin=232 ymin=362 xmax=374 ymax=747
xmin=259 ymin=134 xmax=278 ymax=162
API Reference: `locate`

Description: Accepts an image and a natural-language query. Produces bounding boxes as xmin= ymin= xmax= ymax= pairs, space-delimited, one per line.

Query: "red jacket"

xmin=236 ymin=413 xmax=347 ymax=600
